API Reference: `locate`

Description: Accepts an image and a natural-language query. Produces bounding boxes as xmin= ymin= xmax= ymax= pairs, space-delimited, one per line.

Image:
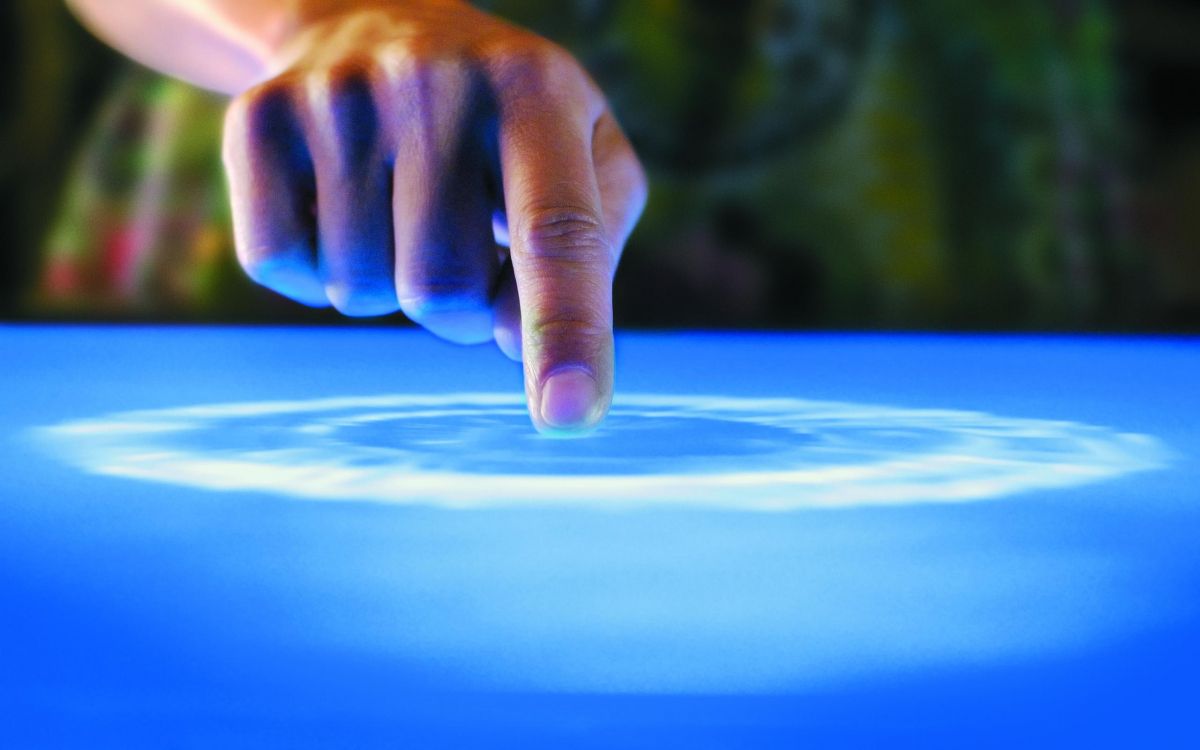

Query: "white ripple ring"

xmin=35 ymin=393 xmax=1170 ymax=510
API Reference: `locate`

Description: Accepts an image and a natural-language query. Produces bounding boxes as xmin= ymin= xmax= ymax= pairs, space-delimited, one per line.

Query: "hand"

xmin=222 ymin=0 xmax=647 ymax=433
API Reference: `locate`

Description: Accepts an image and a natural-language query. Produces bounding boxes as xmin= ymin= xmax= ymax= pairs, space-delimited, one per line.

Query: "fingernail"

xmin=540 ymin=368 xmax=600 ymax=431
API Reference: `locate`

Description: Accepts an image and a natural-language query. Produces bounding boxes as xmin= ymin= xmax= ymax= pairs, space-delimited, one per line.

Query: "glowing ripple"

xmin=37 ymin=394 xmax=1168 ymax=510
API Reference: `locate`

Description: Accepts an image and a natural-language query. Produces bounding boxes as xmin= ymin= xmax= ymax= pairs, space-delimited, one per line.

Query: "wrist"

xmin=265 ymin=0 xmax=470 ymax=75
xmin=282 ymin=0 xmax=468 ymax=37
xmin=291 ymin=0 xmax=467 ymax=22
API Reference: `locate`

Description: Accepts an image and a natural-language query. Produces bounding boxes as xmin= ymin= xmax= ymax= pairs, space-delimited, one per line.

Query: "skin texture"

xmin=66 ymin=0 xmax=648 ymax=433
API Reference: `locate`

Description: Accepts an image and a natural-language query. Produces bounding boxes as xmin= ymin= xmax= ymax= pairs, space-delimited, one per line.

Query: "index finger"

xmin=496 ymin=57 xmax=615 ymax=435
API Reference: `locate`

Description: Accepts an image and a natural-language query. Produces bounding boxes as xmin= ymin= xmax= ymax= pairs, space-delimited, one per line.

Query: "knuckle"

xmin=223 ymin=76 xmax=308 ymax=173
xmin=520 ymin=208 xmax=611 ymax=263
xmin=407 ymin=54 xmax=469 ymax=88
xmin=227 ymin=76 xmax=300 ymax=139
xmin=376 ymin=37 xmax=421 ymax=75
xmin=485 ymin=37 xmax=580 ymax=95
xmin=530 ymin=314 xmax=609 ymax=341
xmin=389 ymin=56 xmax=477 ymax=126
xmin=378 ymin=38 xmax=473 ymax=88
xmin=285 ymin=60 xmax=385 ymax=173
xmin=322 ymin=58 xmax=379 ymax=98
xmin=526 ymin=312 xmax=611 ymax=361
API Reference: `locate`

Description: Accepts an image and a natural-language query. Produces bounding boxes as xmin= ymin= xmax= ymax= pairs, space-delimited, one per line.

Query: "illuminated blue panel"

xmin=0 ymin=326 xmax=1198 ymax=746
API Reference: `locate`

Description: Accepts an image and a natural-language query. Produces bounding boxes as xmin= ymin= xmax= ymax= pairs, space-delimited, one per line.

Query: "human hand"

xmin=222 ymin=0 xmax=646 ymax=433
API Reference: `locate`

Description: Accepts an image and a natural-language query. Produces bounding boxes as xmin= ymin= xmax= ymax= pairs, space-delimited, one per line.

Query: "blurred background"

xmin=1 ymin=0 xmax=1198 ymax=331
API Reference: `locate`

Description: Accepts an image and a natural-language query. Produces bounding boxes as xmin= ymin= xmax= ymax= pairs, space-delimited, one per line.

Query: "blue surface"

xmin=1 ymin=325 xmax=1198 ymax=747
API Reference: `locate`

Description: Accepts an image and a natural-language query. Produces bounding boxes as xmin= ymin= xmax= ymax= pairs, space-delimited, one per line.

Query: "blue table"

xmin=1 ymin=325 xmax=1198 ymax=747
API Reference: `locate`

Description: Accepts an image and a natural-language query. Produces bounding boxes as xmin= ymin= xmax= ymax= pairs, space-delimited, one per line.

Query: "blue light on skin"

xmin=1 ymin=325 xmax=1199 ymax=745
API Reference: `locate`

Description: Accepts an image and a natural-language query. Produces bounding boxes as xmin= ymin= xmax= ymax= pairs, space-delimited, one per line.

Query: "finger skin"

xmin=492 ymin=46 xmax=616 ymax=434
xmin=490 ymin=92 xmax=648 ymax=410
xmin=304 ymin=66 xmax=400 ymax=317
xmin=389 ymin=58 xmax=498 ymax=344
xmin=492 ymin=262 xmax=522 ymax=361
xmin=592 ymin=111 xmax=649 ymax=257
xmin=223 ymin=79 xmax=327 ymax=307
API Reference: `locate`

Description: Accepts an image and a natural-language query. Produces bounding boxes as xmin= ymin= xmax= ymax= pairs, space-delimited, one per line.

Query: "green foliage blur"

xmin=2 ymin=0 xmax=1199 ymax=331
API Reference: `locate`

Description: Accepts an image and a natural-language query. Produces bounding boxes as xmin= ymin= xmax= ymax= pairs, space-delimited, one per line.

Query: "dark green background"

xmin=3 ymin=0 xmax=1199 ymax=331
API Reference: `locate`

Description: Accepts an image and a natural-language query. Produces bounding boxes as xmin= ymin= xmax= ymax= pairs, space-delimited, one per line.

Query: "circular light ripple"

xmin=37 ymin=394 xmax=1169 ymax=510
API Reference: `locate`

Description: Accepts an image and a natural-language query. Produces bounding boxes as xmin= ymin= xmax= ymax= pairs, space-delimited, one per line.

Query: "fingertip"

xmin=276 ymin=278 xmax=329 ymax=308
xmin=325 ymin=283 xmax=400 ymax=318
xmin=534 ymin=366 xmax=608 ymax=436
xmin=523 ymin=318 xmax=615 ymax=436
xmin=246 ymin=258 xmax=329 ymax=308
